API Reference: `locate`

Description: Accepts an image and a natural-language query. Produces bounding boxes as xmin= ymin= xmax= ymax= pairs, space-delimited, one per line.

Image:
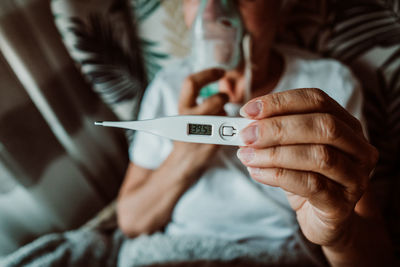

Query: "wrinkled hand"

xmin=175 ymin=68 xmax=228 ymax=172
xmin=237 ymin=88 xmax=378 ymax=247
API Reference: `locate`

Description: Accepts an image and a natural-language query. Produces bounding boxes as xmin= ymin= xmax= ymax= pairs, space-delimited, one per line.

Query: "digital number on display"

xmin=188 ymin=123 xmax=212 ymax=136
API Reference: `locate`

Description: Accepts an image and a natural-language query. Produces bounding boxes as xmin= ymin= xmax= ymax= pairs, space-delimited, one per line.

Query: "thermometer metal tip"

xmin=94 ymin=121 xmax=103 ymax=126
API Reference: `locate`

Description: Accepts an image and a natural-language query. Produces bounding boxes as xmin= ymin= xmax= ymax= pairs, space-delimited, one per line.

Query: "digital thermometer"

xmin=95 ymin=116 xmax=254 ymax=146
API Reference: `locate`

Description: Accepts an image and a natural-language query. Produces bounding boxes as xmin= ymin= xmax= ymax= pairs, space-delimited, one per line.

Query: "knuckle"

xmin=359 ymin=178 xmax=369 ymax=194
xmin=318 ymin=114 xmax=340 ymax=142
xmin=307 ymin=88 xmax=329 ymax=109
xmin=269 ymin=93 xmax=285 ymax=111
xmin=267 ymin=146 xmax=279 ymax=162
xmin=359 ymin=144 xmax=379 ymax=177
xmin=273 ymin=168 xmax=286 ymax=186
xmin=345 ymin=186 xmax=365 ymax=204
xmin=346 ymin=168 xmax=369 ymax=200
xmin=314 ymin=145 xmax=336 ymax=171
xmin=305 ymin=172 xmax=325 ymax=196
xmin=269 ymin=119 xmax=284 ymax=141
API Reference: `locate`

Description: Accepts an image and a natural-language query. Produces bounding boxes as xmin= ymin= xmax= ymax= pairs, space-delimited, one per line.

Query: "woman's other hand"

xmin=174 ymin=68 xmax=229 ymax=173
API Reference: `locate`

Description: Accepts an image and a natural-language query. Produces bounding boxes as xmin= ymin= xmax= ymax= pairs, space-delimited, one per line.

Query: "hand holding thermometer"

xmin=95 ymin=116 xmax=254 ymax=146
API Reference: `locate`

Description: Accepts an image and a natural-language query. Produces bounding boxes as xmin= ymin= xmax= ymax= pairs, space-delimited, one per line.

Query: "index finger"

xmin=239 ymin=88 xmax=364 ymax=135
xmin=179 ymin=68 xmax=225 ymax=109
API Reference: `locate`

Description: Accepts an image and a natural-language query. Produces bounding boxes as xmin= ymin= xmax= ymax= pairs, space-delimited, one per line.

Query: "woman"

xmin=117 ymin=0 xmax=393 ymax=266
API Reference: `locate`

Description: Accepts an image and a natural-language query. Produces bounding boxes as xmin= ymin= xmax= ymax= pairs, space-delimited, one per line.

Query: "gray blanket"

xmin=0 ymin=228 xmax=321 ymax=267
xmin=0 ymin=229 xmax=124 ymax=267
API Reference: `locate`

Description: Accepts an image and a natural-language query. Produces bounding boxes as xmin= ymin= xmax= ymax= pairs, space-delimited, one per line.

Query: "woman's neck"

xmin=251 ymin=48 xmax=284 ymax=98
xmin=219 ymin=47 xmax=284 ymax=104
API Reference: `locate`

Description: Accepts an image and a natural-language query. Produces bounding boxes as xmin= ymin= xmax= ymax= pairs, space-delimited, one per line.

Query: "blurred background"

xmin=0 ymin=0 xmax=399 ymax=259
xmin=0 ymin=0 xmax=131 ymax=255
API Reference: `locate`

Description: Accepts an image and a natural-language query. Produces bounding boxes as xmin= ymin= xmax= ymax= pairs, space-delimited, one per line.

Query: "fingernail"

xmin=237 ymin=147 xmax=255 ymax=163
xmin=240 ymin=125 xmax=258 ymax=145
xmin=240 ymin=100 xmax=262 ymax=117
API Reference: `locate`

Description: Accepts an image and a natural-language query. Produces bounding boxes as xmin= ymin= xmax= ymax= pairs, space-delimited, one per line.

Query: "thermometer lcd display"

xmin=188 ymin=123 xmax=212 ymax=136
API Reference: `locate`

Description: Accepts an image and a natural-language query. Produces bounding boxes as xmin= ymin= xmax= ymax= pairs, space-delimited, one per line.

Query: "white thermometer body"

xmin=95 ymin=116 xmax=254 ymax=146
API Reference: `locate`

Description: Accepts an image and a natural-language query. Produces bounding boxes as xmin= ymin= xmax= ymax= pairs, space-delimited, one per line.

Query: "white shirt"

xmin=129 ymin=47 xmax=363 ymax=253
